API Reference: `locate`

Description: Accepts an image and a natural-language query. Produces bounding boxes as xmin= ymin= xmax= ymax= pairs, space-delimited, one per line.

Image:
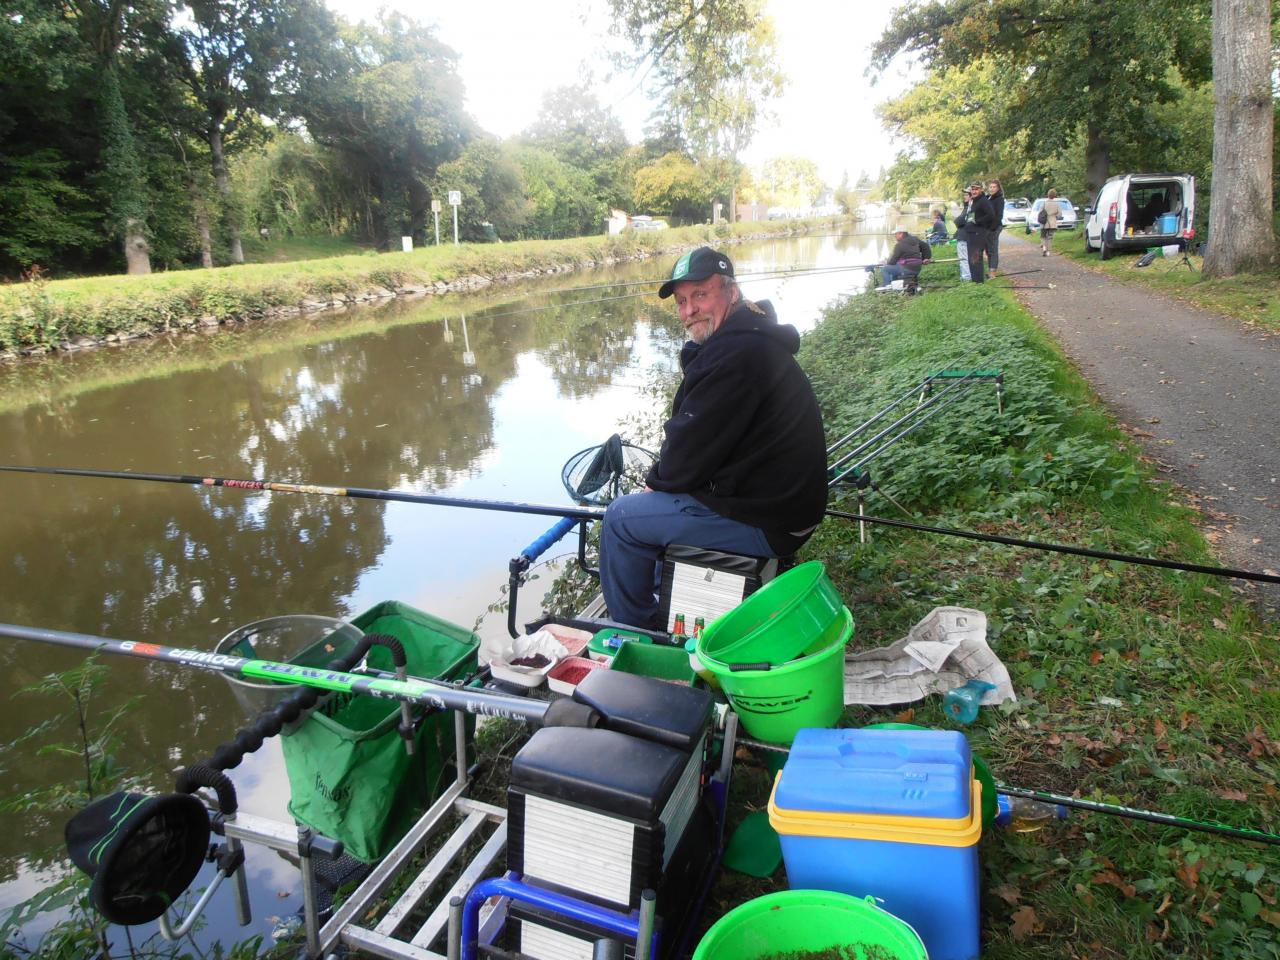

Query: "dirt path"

xmin=994 ymin=230 xmax=1280 ymax=611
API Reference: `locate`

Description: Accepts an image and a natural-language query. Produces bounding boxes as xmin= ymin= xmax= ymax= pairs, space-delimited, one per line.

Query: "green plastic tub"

xmin=587 ymin=627 xmax=652 ymax=661
xmin=700 ymin=608 xmax=852 ymax=744
xmin=609 ymin=640 xmax=696 ymax=684
xmin=692 ymin=889 xmax=927 ymax=960
xmin=699 ymin=561 xmax=843 ymax=666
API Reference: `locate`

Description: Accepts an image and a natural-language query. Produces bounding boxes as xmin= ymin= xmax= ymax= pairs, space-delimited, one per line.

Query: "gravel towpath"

xmin=992 ymin=230 xmax=1280 ymax=610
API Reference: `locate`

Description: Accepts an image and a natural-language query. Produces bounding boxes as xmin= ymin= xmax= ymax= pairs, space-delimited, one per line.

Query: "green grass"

xmin=0 ymin=219 xmax=848 ymax=355
xmin=1051 ymin=230 xmax=1280 ymax=332
xmin=237 ymin=233 xmax=373 ymax=264
xmin=545 ymin=268 xmax=1280 ymax=957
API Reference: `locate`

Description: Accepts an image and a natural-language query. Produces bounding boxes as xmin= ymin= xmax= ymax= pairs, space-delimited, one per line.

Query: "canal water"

xmin=0 ymin=230 xmax=893 ymax=950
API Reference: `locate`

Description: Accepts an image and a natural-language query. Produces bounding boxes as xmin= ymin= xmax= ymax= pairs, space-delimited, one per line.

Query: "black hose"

xmin=175 ymin=762 xmax=238 ymax=815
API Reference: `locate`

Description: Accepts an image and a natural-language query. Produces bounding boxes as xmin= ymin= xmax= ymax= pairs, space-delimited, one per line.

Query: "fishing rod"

xmin=0 ymin=621 xmax=577 ymax=726
xmin=827 ymin=508 xmax=1280 ymax=586
xmin=528 ymin=261 xmax=899 ymax=298
xmin=996 ymin=783 xmax=1280 ymax=847
xmin=6 ymin=465 xmax=1277 ymax=586
xmin=728 ymin=734 xmax=1280 ymax=846
xmin=0 ymin=464 xmax=605 ymax=523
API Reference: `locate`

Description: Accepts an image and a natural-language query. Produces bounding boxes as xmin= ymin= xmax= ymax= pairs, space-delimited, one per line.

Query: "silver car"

xmin=1023 ymin=197 xmax=1077 ymax=233
xmin=1002 ymin=198 xmax=1030 ymax=228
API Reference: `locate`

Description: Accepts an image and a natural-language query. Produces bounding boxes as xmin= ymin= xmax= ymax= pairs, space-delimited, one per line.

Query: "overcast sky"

xmin=323 ymin=2 xmax=920 ymax=186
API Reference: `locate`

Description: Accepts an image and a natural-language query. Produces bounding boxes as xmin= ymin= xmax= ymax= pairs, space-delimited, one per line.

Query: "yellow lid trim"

xmin=768 ymin=776 xmax=984 ymax=848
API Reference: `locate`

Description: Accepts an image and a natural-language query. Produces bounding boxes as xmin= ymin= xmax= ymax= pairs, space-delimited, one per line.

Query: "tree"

xmin=1201 ymin=0 xmax=1275 ymax=276
xmin=159 ymin=0 xmax=339 ymax=264
xmin=510 ymin=146 xmax=605 ymax=239
xmin=872 ymin=0 xmax=1213 ymax=198
xmin=522 ymin=83 xmax=632 ymax=212
xmin=300 ymin=12 xmax=472 ymax=246
xmin=606 ymin=0 xmax=783 ymax=219
xmin=62 ymin=0 xmax=175 ymax=274
xmin=631 ymin=152 xmax=709 ymax=222
xmin=756 ymin=156 xmax=824 ymax=208
xmin=432 ymin=140 xmax=528 ymax=241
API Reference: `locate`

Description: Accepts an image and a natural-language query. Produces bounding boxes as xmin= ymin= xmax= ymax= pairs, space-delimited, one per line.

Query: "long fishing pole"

xmin=996 ymin=783 xmax=1280 ymax=847
xmin=0 ymin=465 xmax=605 ymax=522
xmin=6 ymin=465 xmax=1277 ymax=586
xmin=826 ymin=508 xmax=1280 ymax=586
xmin=0 ymin=621 xmax=562 ymax=725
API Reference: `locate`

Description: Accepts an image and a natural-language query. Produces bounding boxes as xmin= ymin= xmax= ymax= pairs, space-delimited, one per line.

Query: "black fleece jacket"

xmin=644 ymin=299 xmax=828 ymax=552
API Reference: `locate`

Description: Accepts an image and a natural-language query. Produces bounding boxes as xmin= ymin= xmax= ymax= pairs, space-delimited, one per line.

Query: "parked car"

xmin=1082 ymin=172 xmax=1196 ymax=260
xmin=1023 ymin=197 xmax=1077 ymax=233
xmin=1002 ymin=197 xmax=1030 ymax=227
xmin=628 ymin=216 xmax=669 ymax=232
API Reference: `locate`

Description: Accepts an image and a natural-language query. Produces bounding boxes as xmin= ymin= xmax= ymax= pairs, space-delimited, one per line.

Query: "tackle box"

xmin=768 ymin=727 xmax=982 ymax=960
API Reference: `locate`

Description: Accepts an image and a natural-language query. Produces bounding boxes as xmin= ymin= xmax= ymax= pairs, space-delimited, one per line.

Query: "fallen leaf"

xmin=1010 ymin=905 xmax=1040 ymax=940
xmin=992 ymin=884 xmax=1021 ymax=906
xmin=1155 ymin=892 xmax=1173 ymax=915
xmin=1212 ymin=618 xmax=1228 ymax=630
xmin=1260 ymin=908 xmax=1280 ymax=929
xmin=1093 ymin=869 xmax=1137 ymax=898
xmin=1215 ymin=787 xmax=1248 ymax=802
xmin=1089 ymin=650 xmax=1104 ymax=664
xmin=1153 ymin=717 xmax=1167 ymax=739
xmin=894 ymin=708 xmax=916 ymax=723
xmin=1177 ymin=859 xmax=1202 ymax=890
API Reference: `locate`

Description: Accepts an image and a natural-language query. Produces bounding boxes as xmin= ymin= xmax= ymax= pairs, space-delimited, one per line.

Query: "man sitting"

xmin=599 ymin=247 xmax=829 ymax=630
xmin=927 ymin=211 xmax=949 ymax=243
xmin=881 ymin=223 xmax=933 ymax=286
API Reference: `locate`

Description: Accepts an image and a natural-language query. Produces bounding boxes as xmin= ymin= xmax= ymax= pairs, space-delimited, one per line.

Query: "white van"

xmin=1083 ymin=173 xmax=1195 ymax=260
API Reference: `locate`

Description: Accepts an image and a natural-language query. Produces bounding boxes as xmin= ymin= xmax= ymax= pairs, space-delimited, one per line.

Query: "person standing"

xmin=959 ymin=182 xmax=996 ymax=283
xmin=953 ymin=190 xmax=973 ymax=281
xmin=1040 ymin=188 xmax=1063 ymax=256
xmin=599 ymin=247 xmax=829 ymax=629
xmin=984 ymin=179 xmax=1006 ymax=277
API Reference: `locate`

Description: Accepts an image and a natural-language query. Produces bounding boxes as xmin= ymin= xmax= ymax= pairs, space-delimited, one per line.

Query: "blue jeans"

xmin=600 ymin=491 xmax=775 ymax=629
xmin=956 ymin=240 xmax=971 ymax=280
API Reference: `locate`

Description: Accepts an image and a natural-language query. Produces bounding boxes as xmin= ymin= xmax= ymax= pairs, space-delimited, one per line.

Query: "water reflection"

xmin=0 ymin=230 xmax=891 ymax=947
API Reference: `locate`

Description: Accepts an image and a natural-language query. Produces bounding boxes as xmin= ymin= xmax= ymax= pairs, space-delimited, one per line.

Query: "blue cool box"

xmin=768 ymin=728 xmax=982 ymax=960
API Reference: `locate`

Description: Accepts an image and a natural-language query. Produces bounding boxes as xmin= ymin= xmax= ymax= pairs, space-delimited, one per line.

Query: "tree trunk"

xmin=209 ymin=125 xmax=244 ymax=264
xmin=1202 ymin=0 xmax=1276 ymax=277
xmin=1083 ymin=120 xmax=1110 ymax=202
xmin=196 ymin=204 xmax=214 ymax=269
xmin=123 ymin=218 xmax=151 ymax=275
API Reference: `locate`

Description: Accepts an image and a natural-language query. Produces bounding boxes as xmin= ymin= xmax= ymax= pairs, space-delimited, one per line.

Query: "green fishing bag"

xmin=281 ymin=600 xmax=479 ymax=862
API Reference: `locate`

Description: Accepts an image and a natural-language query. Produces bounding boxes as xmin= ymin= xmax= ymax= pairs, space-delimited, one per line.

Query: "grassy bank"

xmin=1050 ymin=231 xmax=1280 ymax=332
xmin=541 ymin=267 xmax=1280 ymax=958
xmin=0 ymin=219 xmax=846 ymax=358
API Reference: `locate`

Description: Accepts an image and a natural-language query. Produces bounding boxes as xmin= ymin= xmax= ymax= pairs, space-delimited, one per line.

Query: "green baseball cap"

xmin=658 ymin=246 xmax=735 ymax=299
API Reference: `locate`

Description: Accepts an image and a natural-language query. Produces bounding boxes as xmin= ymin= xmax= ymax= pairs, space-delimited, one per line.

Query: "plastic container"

xmin=692 ymin=889 xmax=926 ymax=960
xmin=538 ymin=623 xmax=592 ymax=659
xmin=684 ymin=638 xmax=719 ymax=688
xmin=587 ymin=628 xmax=652 ymax=662
xmin=769 ymin=727 xmax=982 ymax=960
xmin=699 ymin=607 xmax=852 ymax=744
xmin=698 ymin=560 xmax=843 ymax=665
xmin=1157 ymin=212 xmax=1179 ymax=234
xmin=609 ymin=640 xmax=696 ymax=685
xmin=490 ymin=654 xmax=557 ymax=689
xmin=546 ymin=656 xmax=606 ymax=695
xmin=216 ymin=615 xmax=364 ymax=717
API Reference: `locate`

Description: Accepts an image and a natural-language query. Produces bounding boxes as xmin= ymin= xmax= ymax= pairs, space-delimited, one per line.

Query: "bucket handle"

xmin=727 ymin=661 xmax=772 ymax=672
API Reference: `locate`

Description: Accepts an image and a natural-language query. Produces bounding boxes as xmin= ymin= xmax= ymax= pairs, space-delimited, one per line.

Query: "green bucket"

xmin=699 ymin=561 xmax=843 ymax=665
xmin=692 ymin=889 xmax=928 ymax=960
xmin=700 ymin=607 xmax=852 ymax=744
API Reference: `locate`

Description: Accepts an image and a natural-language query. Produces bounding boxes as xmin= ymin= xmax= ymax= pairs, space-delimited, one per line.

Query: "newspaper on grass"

xmin=843 ymin=606 xmax=1016 ymax=706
